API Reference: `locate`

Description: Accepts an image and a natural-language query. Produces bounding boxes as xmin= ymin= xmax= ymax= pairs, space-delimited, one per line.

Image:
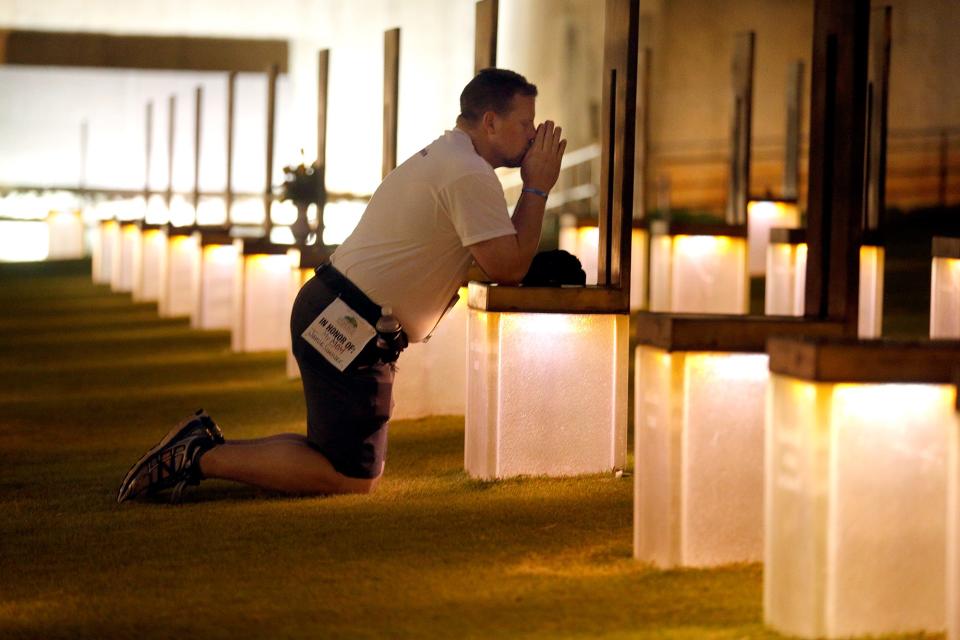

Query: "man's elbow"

xmin=495 ymin=274 xmax=524 ymax=286
xmin=487 ymin=262 xmax=527 ymax=285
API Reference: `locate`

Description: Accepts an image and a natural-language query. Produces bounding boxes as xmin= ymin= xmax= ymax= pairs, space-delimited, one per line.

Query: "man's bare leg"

xmin=199 ymin=435 xmax=379 ymax=495
xmin=225 ymin=433 xmax=305 ymax=446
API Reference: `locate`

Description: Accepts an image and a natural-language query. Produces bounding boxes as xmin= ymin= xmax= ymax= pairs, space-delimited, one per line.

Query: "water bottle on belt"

xmin=375 ymin=306 xmax=407 ymax=363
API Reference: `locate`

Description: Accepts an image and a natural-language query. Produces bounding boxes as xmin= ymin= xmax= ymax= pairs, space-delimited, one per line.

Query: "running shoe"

xmin=116 ymin=409 xmax=224 ymax=504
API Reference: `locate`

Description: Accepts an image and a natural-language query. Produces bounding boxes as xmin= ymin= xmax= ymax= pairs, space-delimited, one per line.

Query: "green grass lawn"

xmin=0 ymin=260 xmax=939 ymax=639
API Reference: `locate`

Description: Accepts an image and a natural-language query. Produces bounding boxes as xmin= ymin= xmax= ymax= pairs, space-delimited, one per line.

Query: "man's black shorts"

xmin=290 ymin=273 xmax=394 ymax=479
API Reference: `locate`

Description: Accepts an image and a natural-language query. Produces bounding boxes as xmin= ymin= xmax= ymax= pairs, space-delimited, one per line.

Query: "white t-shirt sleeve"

xmin=441 ymin=171 xmax=517 ymax=247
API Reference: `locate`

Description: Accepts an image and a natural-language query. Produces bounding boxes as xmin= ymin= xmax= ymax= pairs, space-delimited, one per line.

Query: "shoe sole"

xmin=116 ymin=410 xmax=222 ymax=504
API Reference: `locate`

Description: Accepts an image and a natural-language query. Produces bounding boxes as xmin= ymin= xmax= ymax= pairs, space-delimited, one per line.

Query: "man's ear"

xmin=481 ymin=110 xmax=498 ymax=136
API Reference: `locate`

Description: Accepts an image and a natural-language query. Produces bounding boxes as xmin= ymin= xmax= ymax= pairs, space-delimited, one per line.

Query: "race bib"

xmin=301 ymin=297 xmax=376 ymax=371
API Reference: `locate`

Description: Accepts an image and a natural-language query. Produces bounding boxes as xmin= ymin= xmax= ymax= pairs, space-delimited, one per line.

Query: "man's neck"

xmin=455 ymin=122 xmax=500 ymax=168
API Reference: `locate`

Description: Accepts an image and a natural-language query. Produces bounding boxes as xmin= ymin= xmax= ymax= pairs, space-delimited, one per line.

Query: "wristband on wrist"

xmin=521 ymin=187 xmax=549 ymax=199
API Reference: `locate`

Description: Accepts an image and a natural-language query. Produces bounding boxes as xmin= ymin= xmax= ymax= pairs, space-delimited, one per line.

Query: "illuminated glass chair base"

xmin=158 ymin=226 xmax=200 ymax=318
xmin=764 ymin=231 xmax=884 ymax=332
xmin=558 ymin=214 xmax=649 ymax=311
xmin=648 ymin=220 xmax=748 ymax=314
xmin=232 ymin=238 xmax=294 ymax=353
xmin=633 ymin=315 xmax=841 ymax=569
xmin=392 ymin=290 xmax=468 ymax=420
xmin=132 ymin=222 xmax=165 ymax=303
xmin=950 ymin=377 xmax=960 ymax=640
xmin=931 ymin=237 xmax=960 ymax=339
xmin=47 ymin=210 xmax=85 ymax=260
xmin=465 ymin=283 xmax=628 ymax=479
xmin=285 ymin=246 xmax=330 ymax=378
xmin=765 ymin=338 xmax=960 ymax=639
xmin=765 ymin=228 xmax=807 ymax=316
xmin=92 ymin=219 xmax=119 ymax=285
xmin=858 ymin=233 xmax=885 ymax=338
xmin=110 ymin=221 xmax=141 ymax=293
xmin=747 ymin=199 xmax=800 ymax=277
xmin=191 ymin=228 xmax=239 ymax=330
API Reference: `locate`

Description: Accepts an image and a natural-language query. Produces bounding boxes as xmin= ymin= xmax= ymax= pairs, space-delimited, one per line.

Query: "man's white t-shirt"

xmin=330 ymin=128 xmax=516 ymax=342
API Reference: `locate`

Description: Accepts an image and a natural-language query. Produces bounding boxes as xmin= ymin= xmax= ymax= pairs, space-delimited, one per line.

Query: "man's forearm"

xmin=510 ymin=189 xmax=547 ymax=273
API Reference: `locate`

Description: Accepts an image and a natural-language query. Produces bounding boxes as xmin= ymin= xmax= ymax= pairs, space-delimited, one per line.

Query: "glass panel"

xmin=857 ymin=245 xmax=884 ymax=338
xmin=466 ymin=310 xmax=627 ymax=479
xmin=931 ymin=257 xmax=960 ymax=339
xmin=134 ymin=229 xmax=165 ymax=302
xmin=747 ymin=200 xmax=800 ymax=276
xmin=671 ymin=235 xmax=748 ymax=314
xmin=634 ymin=346 xmax=767 ymax=568
xmin=46 ymin=210 xmax=85 ymax=260
xmin=766 ymin=242 xmax=805 ymax=316
xmin=159 ymin=233 xmax=199 ymax=318
xmin=193 ymin=242 xmax=238 ymax=330
xmin=233 ymin=252 xmax=290 ymax=352
xmin=766 ymin=375 xmax=955 ymax=638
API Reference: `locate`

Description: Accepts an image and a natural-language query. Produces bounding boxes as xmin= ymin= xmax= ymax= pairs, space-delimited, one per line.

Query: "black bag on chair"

xmin=521 ymin=250 xmax=587 ymax=287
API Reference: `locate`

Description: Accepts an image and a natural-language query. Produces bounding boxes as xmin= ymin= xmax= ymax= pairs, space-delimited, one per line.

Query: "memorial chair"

xmin=950 ymin=369 xmax=960 ymax=640
xmin=46 ymin=208 xmax=84 ymax=260
xmin=765 ymin=338 xmax=960 ymax=638
xmin=931 ymin=236 xmax=960 ymax=339
xmin=465 ymin=0 xmax=636 ymax=479
xmin=764 ymin=228 xmax=806 ymax=316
